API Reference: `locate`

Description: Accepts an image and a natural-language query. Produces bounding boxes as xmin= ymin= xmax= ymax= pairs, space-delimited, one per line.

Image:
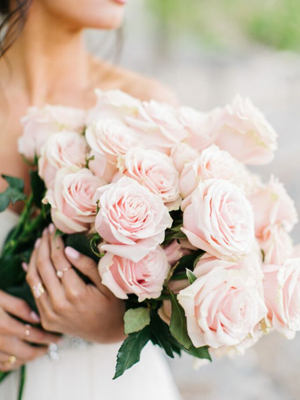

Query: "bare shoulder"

xmin=93 ymin=59 xmax=180 ymax=106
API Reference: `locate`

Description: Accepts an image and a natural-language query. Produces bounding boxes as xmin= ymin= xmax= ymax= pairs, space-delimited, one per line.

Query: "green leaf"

xmin=65 ymin=233 xmax=99 ymax=263
xmin=184 ymin=345 xmax=211 ymax=361
xmin=173 ymin=249 xmax=205 ymax=276
xmin=169 ymin=290 xmax=192 ymax=349
xmin=124 ymin=308 xmax=150 ymax=335
xmin=30 ymin=170 xmax=46 ymax=208
xmin=149 ymin=311 xmax=174 ymax=358
xmin=2 ymin=175 xmax=24 ymax=191
xmin=0 ymin=175 xmax=26 ymax=212
xmin=0 ymin=254 xmax=27 ymax=290
xmin=113 ymin=326 xmax=151 ymax=379
xmin=186 ymin=269 xmax=197 ymax=285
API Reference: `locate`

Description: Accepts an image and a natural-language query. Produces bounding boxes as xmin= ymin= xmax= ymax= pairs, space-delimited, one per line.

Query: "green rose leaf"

xmin=113 ymin=326 xmax=151 ymax=379
xmin=124 ymin=307 xmax=151 ymax=335
xmin=186 ymin=269 xmax=197 ymax=285
xmin=30 ymin=170 xmax=46 ymax=208
xmin=184 ymin=344 xmax=211 ymax=361
xmin=0 ymin=175 xmax=26 ymax=212
xmin=169 ymin=290 xmax=193 ymax=349
xmin=149 ymin=310 xmax=174 ymax=358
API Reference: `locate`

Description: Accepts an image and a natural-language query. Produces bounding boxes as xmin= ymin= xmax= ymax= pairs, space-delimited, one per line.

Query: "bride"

xmin=0 ymin=0 xmax=181 ymax=399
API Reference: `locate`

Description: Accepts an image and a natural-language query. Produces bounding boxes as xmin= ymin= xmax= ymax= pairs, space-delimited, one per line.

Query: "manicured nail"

xmin=30 ymin=311 xmax=40 ymax=322
xmin=65 ymin=247 xmax=80 ymax=259
xmin=49 ymin=224 xmax=55 ymax=233
xmin=22 ymin=262 xmax=28 ymax=272
xmin=42 ymin=228 xmax=48 ymax=236
xmin=34 ymin=239 xmax=41 ymax=249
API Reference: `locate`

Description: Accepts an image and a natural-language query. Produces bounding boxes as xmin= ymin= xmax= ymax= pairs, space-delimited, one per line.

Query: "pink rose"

xmin=263 ymin=259 xmax=300 ymax=339
xmin=163 ymin=240 xmax=192 ymax=266
xmin=19 ymin=105 xmax=86 ymax=162
xmin=118 ymin=147 xmax=181 ymax=210
xmin=94 ymin=176 xmax=172 ymax=262
xmin=99 ymin=247 xmax=170 ymax=302
xmin=182 ymin=179 xmax=255 ymax=261
xmin=38 ymin=131 xmax=87 ymax=188
xmin=86 ymin=119 xmax=140 ymax=179
xmin=170 ymin=143 xmax=199 ymax=173
xmin=249 ymin=176 xmax=298 ymax=238
xmin=194 ymin=245 xmax=264 ymax=283
xmin=126 ymin=101 xmax=189 ymax=150
xmin=43 ymin=168 xmax=105 ymax=234
xmin=87 ymin=89 xmax=141 ymax=123
xmin=178 ymin=267 xmax=267 ymax=348
xmin=179 ymin=106 xmax=222 ymax=151
xmin=214 ymin=95 xmax=278 ymax=165
xmin=179 ymin=144 xmax=254 ymax=199
xmin=259 ymin=224 xmax=293 ymax=265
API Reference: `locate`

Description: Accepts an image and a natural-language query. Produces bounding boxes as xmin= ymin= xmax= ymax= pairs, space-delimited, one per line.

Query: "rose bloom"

xmin=43 ymin=168 xmax=105 ymax=234
xmin=163 ymin=240 xmax=192 ymax=266
xmin=126 ymin=100 xmax=189 ymax=150
xmin=170 ymin=142 xmax=199 ymax=173
xmin=249 ymin=175 xmax=298 ymax=238
xmin=263 ymin=259 xmax=300 ymax=339
xmin=182 ymin=179 xmax=255 ymax=261
xmin=259 ymin=224 xmax=293 ymax=265
xmin=94 ymin=176 xmax=172 ymax=262
xmin=99 ymin=247 xmax=170 ymax=302
xmin=194 ymin=244 xmax=264 ymax=283
xmin=178 ymin=267 xmax=267 ymax=349
xmin=19 ymin=105 xmax=86 ymax=162
xmin=179 ymin=144 xmax=255 ymax=199
xmin=38 ymin=131 xmax=87 ymax=188
xmin=86 ymin=89 xmax=141 ymax=123
xmin=214 ymin=95 xmax=278 ymax=165
xmin=118 ymin=147 xmax=181 ymax=210
xmin=86 ymin=119 xmax=140 ymax=179
xmin=179 ymin=106 xmax=223 ymax=151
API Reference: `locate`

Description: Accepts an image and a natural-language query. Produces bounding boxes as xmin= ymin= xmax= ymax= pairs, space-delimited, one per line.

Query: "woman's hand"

xmin=26 ymin=225 xmax=126 ymax=344
xmin=0 ymin=291 xmax=60 ymax=372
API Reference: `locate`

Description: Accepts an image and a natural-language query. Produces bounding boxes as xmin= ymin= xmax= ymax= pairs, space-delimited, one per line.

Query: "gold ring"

xmin=32 ymin=282 xmax=45 ymax=299
xmin=56 ymin=267 xmax=71 ymax=279
xmin=24 ymin=324 xmax=31 ymax=337
xmin=4 ymin=355 xmax=16 ymax=367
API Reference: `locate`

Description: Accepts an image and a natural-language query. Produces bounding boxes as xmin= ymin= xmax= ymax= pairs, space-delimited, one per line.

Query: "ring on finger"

xmin=24 ymin=324 xmax=32 ymax=337
xmin=4 ymin=355 xmax=17 ymax=367
xmin=56 ymin=266 xmax=71 ymax=279
xmin=32 ymin=282 xmax=45 ymax=299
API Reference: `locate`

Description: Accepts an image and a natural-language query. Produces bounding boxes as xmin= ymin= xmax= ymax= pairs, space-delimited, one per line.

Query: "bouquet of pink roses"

xmin=1 ymin=89 xmax=299 ymax=383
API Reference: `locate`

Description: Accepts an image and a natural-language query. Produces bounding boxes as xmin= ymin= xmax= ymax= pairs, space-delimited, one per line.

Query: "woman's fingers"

xmin=0 ymin=351 xmax=24 ymax=372
xmin=0 ymin=312 xmax=60 ymax=345
xmin=35 ymin=228 xmax=64 ymax=301
xmin=0 ymin=336 xmax=48 ymax=363
xmin=65 ymin=247 xmax=101 ymax=287
xmin=0 ymin=291 xmax=40 ymax=324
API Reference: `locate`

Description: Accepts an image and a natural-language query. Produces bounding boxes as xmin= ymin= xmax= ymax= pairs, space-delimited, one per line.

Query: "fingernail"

xmin=30 ymin=311 xmax=40 ymax=322
xmin=42 ymin=228 xmax=48 ymax=236
xmin=49 ymin=224 xmax=55 ymax=233
xmin=22 ymin=262 xmax=28 ymax=272
xmin=34 ymin=238 xmax=41 ymax=249
xmin=65 ymin=247 xmax=80 ymax=259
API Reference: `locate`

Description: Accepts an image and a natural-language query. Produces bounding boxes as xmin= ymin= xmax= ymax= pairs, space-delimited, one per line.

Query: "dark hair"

xmin=0 ymin=0 xmax=32 ymax=58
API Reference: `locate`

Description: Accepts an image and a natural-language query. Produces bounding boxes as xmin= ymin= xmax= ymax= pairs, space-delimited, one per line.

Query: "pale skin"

xmin=0 ymin=0 xmax=178 ymax=371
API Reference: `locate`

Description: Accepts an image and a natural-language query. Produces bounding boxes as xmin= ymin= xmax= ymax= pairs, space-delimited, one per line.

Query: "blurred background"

xmin=88 ymin=1 xmax=300 ymax=399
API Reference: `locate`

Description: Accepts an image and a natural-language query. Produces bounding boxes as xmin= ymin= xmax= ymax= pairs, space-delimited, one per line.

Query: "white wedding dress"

xmin=0 ymin=209 xmax=181 ymax=400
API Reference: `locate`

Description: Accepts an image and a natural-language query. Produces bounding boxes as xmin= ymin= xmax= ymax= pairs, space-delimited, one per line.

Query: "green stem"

xmin=18 ymin=365 xmax=26 ymax=400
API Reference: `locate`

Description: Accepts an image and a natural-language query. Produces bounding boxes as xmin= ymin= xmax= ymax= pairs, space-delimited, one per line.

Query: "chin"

xmin=42 ymin=0 xmax=126 ymax=30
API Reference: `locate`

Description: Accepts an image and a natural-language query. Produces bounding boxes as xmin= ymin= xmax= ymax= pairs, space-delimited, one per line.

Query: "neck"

xmin=2 ymin=3 xmax=92 ymax=106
